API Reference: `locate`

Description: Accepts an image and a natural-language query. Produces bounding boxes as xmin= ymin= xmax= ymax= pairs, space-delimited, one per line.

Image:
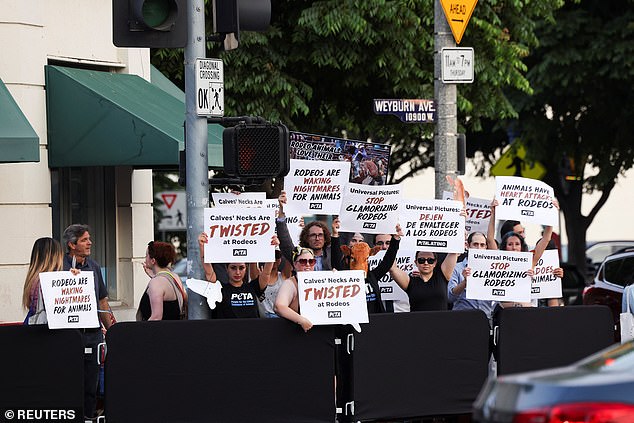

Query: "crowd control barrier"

xmin=0 ymin=306 xmax=616 ymax=422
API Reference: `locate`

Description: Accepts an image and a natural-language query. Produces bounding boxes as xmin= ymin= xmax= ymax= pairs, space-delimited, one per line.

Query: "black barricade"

xmin=0 ymin=325 xmax=84 ymax=421
xmin=105 ymin=319 xmax=337 ymax=423
xmin=494 ymin=305 xmax=615 ymax=375
xmin=351 ymin=310 xmax=491 ymax=421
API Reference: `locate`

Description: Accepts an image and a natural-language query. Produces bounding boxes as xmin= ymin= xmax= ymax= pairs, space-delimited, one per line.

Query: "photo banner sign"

xmin=283 ymin=159 xmax=350 ymax=215
xmin=367 ymin=249 xmax=413 ymax=302
xmin=495 ymin=176 xmax=558 ymax=226
xmin=400 ymin=199 xmax=465 ymax=253
xmin=338 ymin=183 xmax=402 ymax=234
xmin=212 ymin=192 xmax=266 ymax=208
xmin=39 ymin=271 xmax=99 ymax=329
xmin=203 ymin=208 xmax=275 ymax=263
xmin=467 ymin=249 xmax=532 ymax=302
xmin=531 ymin=249 xmax=563 ymax=299
xmin=443 ymin=191 xmax=491 ymax=235
xmin=289 ymin=131 xmax=391 ymax=185
xmin=298 ymin=270 xmax=368 ymax=327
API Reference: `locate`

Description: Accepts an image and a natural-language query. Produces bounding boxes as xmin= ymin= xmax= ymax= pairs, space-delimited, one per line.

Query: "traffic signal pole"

xmin=184 ymin=0 xmax=210 ymax=319
xmin=434 ymin=0 xmax=458 ymax=198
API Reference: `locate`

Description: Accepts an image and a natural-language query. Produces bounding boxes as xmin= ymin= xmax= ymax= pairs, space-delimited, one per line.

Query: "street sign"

xmin=490 ymin=142 xmax=547 ymax=180
xmin=195 ymin=58 xmax=224 ymax=117
xmin=373 ymin=99 xmax=436 ymax=123
xmin=441 ymin=47 xmax=474 ymax=83
xmin=439 ymin=0 xmax=478 ymax=44
xmin=156 ymin=190 xmax=187 ymax=231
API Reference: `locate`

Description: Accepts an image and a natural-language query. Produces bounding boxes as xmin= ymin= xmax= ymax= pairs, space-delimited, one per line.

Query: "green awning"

xmin=0 ymin=78 xmax=39 ymax=163
xmin=45 ymin=65 xmax=222 ymax=168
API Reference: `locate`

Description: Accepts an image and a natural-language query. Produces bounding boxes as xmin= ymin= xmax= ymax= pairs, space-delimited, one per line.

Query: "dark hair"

xmin=500 ymin=231 xmax=528 ymax=252
xmin=62 ymin=224 xmax=91 ymax=252
xmin=147 ymin=241 xmax=176 ymax=268
xmin=299 ymin=221 xmax=331 ymax=247
xmin=415 ymin=251 xmax=438 ymax=260
xmin=499 ymin=220 xmax=521 ymax=240
xmin=467 ymin=232 xmax=487 ymax=244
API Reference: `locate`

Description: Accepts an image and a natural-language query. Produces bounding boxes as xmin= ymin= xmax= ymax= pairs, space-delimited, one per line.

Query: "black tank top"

xmin=138 ymin=292 xmax=181 ymax=321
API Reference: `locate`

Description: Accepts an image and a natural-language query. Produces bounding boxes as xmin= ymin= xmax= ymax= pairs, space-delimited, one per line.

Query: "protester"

xmin=447 ymin=232 xmax=496 ymax=323
xmin=23 ymin=237 xmax=78 ymax=324
xmin=198 ymin=232 xmax=277 ymax=318
xmin=276 ymin=191 xmax=335 ymax=270
xmin=374 ymin=233 xmax=411 ymax=313
xmin=274 ymin=246 xmax=316 ymax=332
xmin=251 ymin=250 xmax=292 ymax=318
xmin=137 ymin=241 xmax=187 ymax=321
xmin=331 ymin=221 xmax=402 ymax=313
xmin=62 ymin=224 xmax=114 ymax=420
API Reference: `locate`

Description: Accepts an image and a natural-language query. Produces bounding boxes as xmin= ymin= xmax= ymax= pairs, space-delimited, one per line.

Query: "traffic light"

xmin=113 ymin=0 xmax=188 ymax=48
xmin=212 ymin=0 xmax=271 ymax=50
xmin=223 ymin=123 xmax=290 ymax=179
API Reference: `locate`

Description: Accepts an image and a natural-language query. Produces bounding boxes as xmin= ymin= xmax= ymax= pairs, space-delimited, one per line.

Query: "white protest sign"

xmin=443 ymin=191 xmax=491 ymax=235
xmin=399 ymin=199 xmax=465 ymax=253
xmin=39 ymin=271 xmax=99 ymax=329
xmin=367 ymin=249 xmax=412 ymax=301
xmin=264 ymin=199 xmax=302 ymax=246
xmin=203 ymin=208 xmax=275 ymax=263
xmin=531 ymin=249 xmax=562 ymax=299
xmin=495 ymin=176 xmax=557 ymax=226
xmin=298 ymin=270 xmax=368 ymax=327
xmin=338 ymin=183 xmax=401 ymax=234
xmin=467 ymin=249 xmax=532 ymax=302
xmin=284 ymin=159 xmax=350 ymax=215
xmin=212 ymin=192 xmax=266 ymax=208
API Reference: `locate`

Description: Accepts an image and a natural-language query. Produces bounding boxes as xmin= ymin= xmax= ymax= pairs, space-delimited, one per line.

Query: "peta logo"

xmin=521 ymin=209 xmax=535 ymax=217
xmin=531 ymin=287 xmax=540 ymax=294
xmin=67 ymin=315 xmax=79 ymax=323
xmin=309 ymin=203 xmax=323 ymax=210
xmin=363 ymin=222 xmax=377 ymax=229
xmin=233 ymin=249 xmax=247 ymax=256
xmin=328 ymin=311 xmax=342 ymax=318
xmin=380 ymin=287 xmax=393 ymax=293
xmin=491 ymin=289 xmax=505 ymax=296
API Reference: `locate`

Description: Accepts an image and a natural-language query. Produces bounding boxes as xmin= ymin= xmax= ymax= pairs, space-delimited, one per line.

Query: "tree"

xmin=153 ymin=0 xmax=562 ymax=184
xmin=476 ymin=0 xmax=634 ymax=275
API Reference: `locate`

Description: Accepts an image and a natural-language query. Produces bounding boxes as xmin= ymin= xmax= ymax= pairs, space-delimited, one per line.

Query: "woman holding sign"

xmin=274 ymin=247 xmax=316 ymax=332
xmin=198 ymin=232 xmax=277 ymax=319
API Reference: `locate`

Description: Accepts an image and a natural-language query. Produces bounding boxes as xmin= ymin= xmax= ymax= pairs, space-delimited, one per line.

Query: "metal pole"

xmin=184 ymin=0 xmax=210 ymax=319
xmin=434 ymin=0 xmax=458 ymax=199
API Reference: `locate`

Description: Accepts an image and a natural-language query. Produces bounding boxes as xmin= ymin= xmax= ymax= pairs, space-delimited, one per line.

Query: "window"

xmin=603 ymin=255 xmax=634 ymax=289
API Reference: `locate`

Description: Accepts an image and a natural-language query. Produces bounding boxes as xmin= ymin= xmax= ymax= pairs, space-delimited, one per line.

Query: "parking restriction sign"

xmin=195 ymin=58 xmax=224 ymax=117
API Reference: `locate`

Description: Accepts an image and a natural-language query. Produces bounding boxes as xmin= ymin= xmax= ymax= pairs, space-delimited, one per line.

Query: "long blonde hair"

xmin=22 ymin=237 xmax=64 ymax=310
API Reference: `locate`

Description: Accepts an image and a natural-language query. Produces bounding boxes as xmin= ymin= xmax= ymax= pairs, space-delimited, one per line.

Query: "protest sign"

xmin=338 ymin=183 xmax=402 ymax=234
xmin=264 ymin=199 xmax=302 ymax=246
xmin=203 ymin=207 xmax=275 ymax=263
xmin=39 ymin=271 xmax=99 ymax=329
xmin=443 ymin=191 xmax=491 ymax=235
xmin=531 ymin=249 xmax=562 ymax=299
xmin=399 ymin=199 xmax=465 ymax=253
xmin=289 ymin=131 xmax=391 ymax=185
xmin=495 ymin=176 xmax=557 ymax=226
xmin=212 ymin=192 xmax=266 ymax=208
xmin=283 ymin=159 xmax=350 ymax=215
xmin=367 ymin=249 xmax=413 ymax=301
xmin=298 ymin=270 xmax=368 ymax=326
xmin=467 ymin=249 xmax=532 ymax=302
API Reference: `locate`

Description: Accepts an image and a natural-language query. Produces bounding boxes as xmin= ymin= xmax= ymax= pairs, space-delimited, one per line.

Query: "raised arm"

xmin=487 ymin=199 xmax=498 ymax=250
xmin=389 ymin=264 xmax=410 ymax=291
xmin=256 ymin=236 xmax=279 ymax=291
xmin=198 ymin=232 xmax=217 ymax=283
xmin=274 ymin=279 xmax=313 ymax=332
xmin=370 ymin=225 xmax=403 ymax=279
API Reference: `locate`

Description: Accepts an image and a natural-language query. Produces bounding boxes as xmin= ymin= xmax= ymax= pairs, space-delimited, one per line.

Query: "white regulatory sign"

xmin=441 ymin=47 xmax=474 ymax=84
xmin=195 ymin=58 xmax=224 ymax=117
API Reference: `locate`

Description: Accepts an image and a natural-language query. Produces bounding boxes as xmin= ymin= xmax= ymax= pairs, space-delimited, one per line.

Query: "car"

xmin=473 ymin=340 xmax=634 ymax=423
xmin=586 ymin=240 xmax=634 ymax=277
xmin=583 ymin=248 xmax=634 ymax=340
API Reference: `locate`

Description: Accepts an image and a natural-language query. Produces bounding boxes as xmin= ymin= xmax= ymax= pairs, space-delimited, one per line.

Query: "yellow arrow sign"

xmin=439 ymin=0 xmax=478 ymax=44
xmin=490 ymin=142 xmax=547 ymax=180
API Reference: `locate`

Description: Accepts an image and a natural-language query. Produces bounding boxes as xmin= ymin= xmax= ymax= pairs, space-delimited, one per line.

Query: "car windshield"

xmin=604 ymin=255 xmax=634 ymax=288
xmin=577 ymin=341 xmax=634 ymax=372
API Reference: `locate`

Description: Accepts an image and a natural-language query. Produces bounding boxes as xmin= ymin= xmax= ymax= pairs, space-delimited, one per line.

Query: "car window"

xmin=579 ymin=342 xmax=634 ymax=372
xmin=604 ymin=256 xmax=634 ymax=288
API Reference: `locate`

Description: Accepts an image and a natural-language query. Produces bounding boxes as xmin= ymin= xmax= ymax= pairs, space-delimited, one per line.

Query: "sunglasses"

xmin=417 ymin=257 xmax=436 ymax=265
xmin=296 ymin=258 xmax=316 ymax=266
